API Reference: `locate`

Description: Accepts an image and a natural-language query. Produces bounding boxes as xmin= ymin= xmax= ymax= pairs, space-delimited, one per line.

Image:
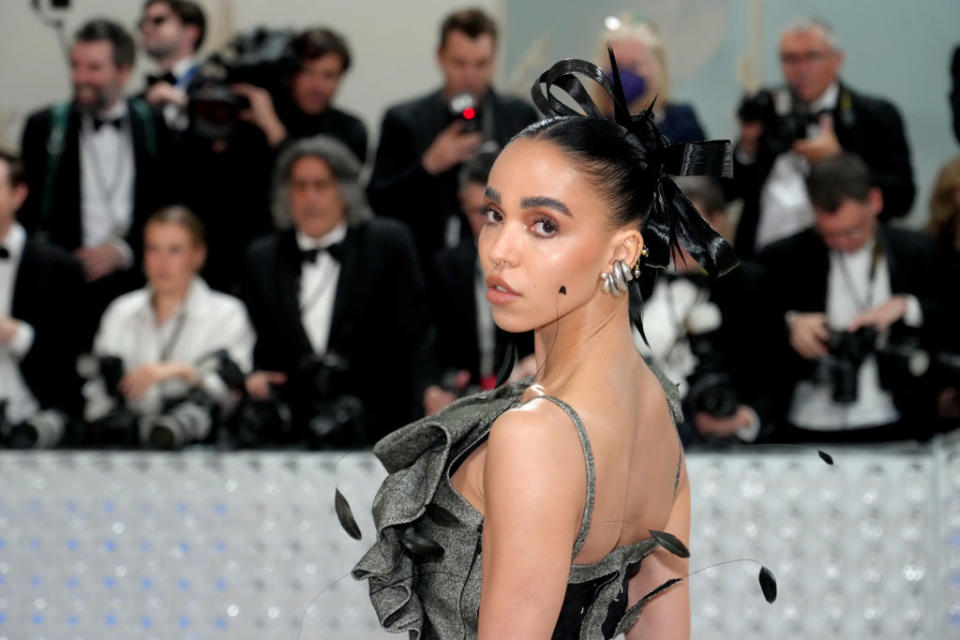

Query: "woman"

xmin=85 ymin=206 xmax=255 ymax=448
xmin=352 ymin=55 xmax=738 ymax=638
xmin=598 ymin=17 xmax=707 ymax=145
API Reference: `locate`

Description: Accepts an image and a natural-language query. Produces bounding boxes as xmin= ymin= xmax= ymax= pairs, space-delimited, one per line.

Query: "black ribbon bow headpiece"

xmin=529 ymin=48 xmax=739 ymax=279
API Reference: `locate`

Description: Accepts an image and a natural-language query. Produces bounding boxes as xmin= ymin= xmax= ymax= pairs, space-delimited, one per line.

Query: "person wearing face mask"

xmin=18 ymin=19 xmax=177 ymax=348
xmin=366 ymin=8 xmax=538 ymax=284
xmin=599 ymin=17 xmax=707 ymax=145
xmin=84 ymin=206 xmax=254 ymax=448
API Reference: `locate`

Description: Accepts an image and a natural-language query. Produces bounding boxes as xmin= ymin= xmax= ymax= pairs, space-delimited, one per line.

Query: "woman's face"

xmin=478 ymin=137 xmax=634 ymax=333
xmin=610 ymin=37 xmax=662 ymax=101
xmin=144 ymin=222 xmax=205 ymax=297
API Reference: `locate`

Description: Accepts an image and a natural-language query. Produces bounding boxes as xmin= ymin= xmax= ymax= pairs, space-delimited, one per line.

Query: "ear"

xmin=609 ymin=227 xmax=644 ymax=268
xmin=11 ymin=183 xmax=27 ymax=213
xmin=193 ymin=243 xmax=207 ymax=270
xmin=867 ymin=187 xmax=883 ymax=217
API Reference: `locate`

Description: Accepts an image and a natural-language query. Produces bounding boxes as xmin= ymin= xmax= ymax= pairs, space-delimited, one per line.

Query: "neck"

xmin=157 ymin=50 xmax=192 ymax=73
xmin=152 ymin=287 xmax=188 ymax=324
xmin=532 ymin=295 xmax=638 ymax=392
xmin=0 ymin=219 xmax=13 ymax=243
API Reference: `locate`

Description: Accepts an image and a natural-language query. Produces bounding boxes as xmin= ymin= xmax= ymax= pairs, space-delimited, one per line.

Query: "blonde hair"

xmin=595 ymin=16 xmax=671 ymax=111
xmin=928 ymin=156 xmax=960 ymax=245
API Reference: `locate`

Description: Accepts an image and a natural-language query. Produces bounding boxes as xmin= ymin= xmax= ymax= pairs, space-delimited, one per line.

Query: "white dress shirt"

xmin=788 ymin=239 xmax=923 ymax=430
xmin=162 ymin=56 xmax=197 ymax=130
xmin=86 ymin=276 xmax=255 ymax=418
xmin=80 ymin=100 xmax=135 ymax=266
xmin=0 ymin=223 xmax=40 ymax=424
xmin=297 ymin=223 xmax=347 ymax=355
xmin=755 ymin=83 xmax=840 ymax=252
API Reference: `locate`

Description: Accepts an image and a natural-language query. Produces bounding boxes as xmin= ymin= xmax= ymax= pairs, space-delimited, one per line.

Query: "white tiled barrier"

xmin=0 ymin=433 xmax=957 ymax=639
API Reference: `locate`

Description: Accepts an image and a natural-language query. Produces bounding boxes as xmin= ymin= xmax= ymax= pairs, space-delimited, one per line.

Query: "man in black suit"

xmin=759 ymin=154 xmax=948 ymax=443
xmin=0 ymin=151 xmax=85 ymax=448
xmin=366 ymin=8 xmax=538 ymax=279
xmin=243 ymin=137 xmax=428 ymax=446
xmin=423 ymin=151 xmax=534 ymax=415
xmin=231 ymin=27 xmax=368 ymax=162
xmin=18 ymin=19 xmax=175 ymax=345
xmin=729 ymin=17 xmax=915 ymax=259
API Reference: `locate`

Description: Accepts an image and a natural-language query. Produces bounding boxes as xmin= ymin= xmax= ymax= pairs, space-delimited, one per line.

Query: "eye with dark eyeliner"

xmin=531 ymin=214 xmax=559 ymax=237
xmin=482 ymin=205 xmax=503 ymax=224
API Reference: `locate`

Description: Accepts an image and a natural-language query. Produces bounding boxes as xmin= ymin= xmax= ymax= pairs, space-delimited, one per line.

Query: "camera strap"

xmin=158 ymin=311 xmax=188 ymax=362
xmin=834 ymin=236 xmax=883 ymax=313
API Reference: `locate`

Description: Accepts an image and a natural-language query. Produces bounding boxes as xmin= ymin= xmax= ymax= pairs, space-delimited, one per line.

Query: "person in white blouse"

xmin=85 ymin=206 xmax=254 ymax=448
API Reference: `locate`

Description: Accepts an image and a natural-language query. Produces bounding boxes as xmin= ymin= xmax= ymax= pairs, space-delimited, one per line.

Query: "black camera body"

xmin=685 ymin=331 xmax=740 ymax=419
xmin=737 ymin=87 xmax=820 ymax=152
xmin=188 ymin=28 xmax=297 ymax=139
xmin=823 ymin=327 xmax=877 ymax=404
xmin=78 ymin=354 xmax=139 ymax=446
xmin=298 ymin=353 xmax=366 ymax=448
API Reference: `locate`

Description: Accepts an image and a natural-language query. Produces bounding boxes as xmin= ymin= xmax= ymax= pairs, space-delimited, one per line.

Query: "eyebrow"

xmin=520 ymin=196 xmax=572 ymax=216
xmin=484 ymin=186 xmax=501 ymax=203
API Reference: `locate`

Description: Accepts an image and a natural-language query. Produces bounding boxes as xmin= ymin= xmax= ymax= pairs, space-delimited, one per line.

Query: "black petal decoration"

xmin=649 ymin=530 xmax=690 ymax=558
xmin=424 ymin=503 xmax=461 ymax=528
xmin=401 ymin=529 xmax=445 ymax=559
xmin=558 ymin=285 xmax=567 ymax=295
xmin=758 ymin=566 xmax=777 ymax=603
xmin=640 ymin=577 xmax=683 ymax=603
xmin=495 ymin=342 xmax=518 ymax=388
xmin=334 ymin=488 xmax=362 ymax=540
xmin=818 ymin=450 xmax=835 ymax=465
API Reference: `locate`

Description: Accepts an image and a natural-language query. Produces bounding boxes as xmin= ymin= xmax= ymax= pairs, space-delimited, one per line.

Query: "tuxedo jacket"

xmin=430 ymin=239 xmax=533 ymax=385
xmin=12 ymin=238 xmax=86 ymax=417
xmin=366 ymin=88 xmax=538 ymax=268
xmin=18 ymin=98 xmax=177 ymax=256
xmin=730 ymin=82 xmax=916 ymax=258
xmin=757 ymin=225 xmax=949 ymax=429
xmin=243 ymin=218 xmax=429 ymax=442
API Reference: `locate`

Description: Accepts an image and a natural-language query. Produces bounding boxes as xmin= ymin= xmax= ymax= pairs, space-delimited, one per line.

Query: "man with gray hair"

xmin=729 ymin=16 xmax=915 ymax=258
xmin=242 ymin=136 xmax=428 ymax=446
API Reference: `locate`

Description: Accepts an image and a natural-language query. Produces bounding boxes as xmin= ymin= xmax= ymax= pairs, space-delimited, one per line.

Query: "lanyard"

xmin=158 ymin=311 xmax=188 ymax=362
xmin=834 ymin=239 xmax=883 ymax=313
xmin=83 ymin=123 xmax=129 ymax=234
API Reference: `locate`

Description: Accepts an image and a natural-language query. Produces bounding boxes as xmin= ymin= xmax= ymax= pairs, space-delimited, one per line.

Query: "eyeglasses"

xmin=139 ymin=14 xmax=169 ymax=30
xmin=780 ymin=50 xmax=833 ymax=66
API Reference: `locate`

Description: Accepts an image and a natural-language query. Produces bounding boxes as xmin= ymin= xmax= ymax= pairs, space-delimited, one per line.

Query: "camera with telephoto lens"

xmin=737 ymin=87 xmax=820 ymax=151
xmin=823 ymin=327 xmax=878 ymax=404
xmin=8 ymin=409 xmax=69 ymax=450
xmin=77 ymin=354 xmax=139 ymax=446
xmin=448 ymin=92 xmax=482 ymax=133
xmin=682 ymin=301 xmax=740 ymax=419
xmin=298 ymin=352 xmax=366 ymax=448
xmin=188 ymin=27 xmax=297 ymax=140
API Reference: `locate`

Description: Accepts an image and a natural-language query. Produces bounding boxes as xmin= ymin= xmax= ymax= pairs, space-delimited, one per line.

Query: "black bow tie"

xmin=146 ymin=71 xmax=178 ymax=87
xmin=0 ymin=246 xmax=10 ymax=260
xmin=301 ymin=242 xmax=344 ymax=264
xmin=91 ymin=116 xmax=125 ymax=132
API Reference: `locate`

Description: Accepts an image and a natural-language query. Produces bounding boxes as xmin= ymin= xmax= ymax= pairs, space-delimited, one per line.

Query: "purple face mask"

xmin=617 ymin=67 xmax=647 ymax=104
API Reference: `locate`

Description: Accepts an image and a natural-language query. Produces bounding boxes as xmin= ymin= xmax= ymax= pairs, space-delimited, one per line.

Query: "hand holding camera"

xmin=230 ymin=82 xmax=287 ymax=146
xmin=422 ymin=120 xmax=483 ymax=175
xmin=787 ymin=312 xmax=829 ymax=359
xmin=847 ymin=295 xmax=908 ymax=333
xmin=792 ymin=113 xmax=842 ymax=163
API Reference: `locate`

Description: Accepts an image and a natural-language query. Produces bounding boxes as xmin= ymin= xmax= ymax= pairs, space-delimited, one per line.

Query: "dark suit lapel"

xmin=275 ymin=231 xmax=312 ymax=352
xmin=127 ymin=99 xmax=149 ymax=220
xmin=329 ymin=224 xmax=363 ymax=351
xmin=11 ymin=239 xmax=37 ymax=321
xmin=879 ymin=225 xmax=905 ymax=293
xmin=56 ymin=110 xmax=84 ymax=248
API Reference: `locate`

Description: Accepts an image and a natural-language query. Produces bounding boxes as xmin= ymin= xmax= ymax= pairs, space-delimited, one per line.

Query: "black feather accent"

xmin=400 ymin=529 xmax=445 ymax=559
xmin=649 ymin=529 xmax=690 ymax=558
xmin=334 ymin=488 xmax=362 ymax=540
xmin=558 ymin=285 xmax=567 ymax=295
xmin=495 ymin=342 xmax=517 ymax=388
xmin=424 ymin=503 xmax=461 ymax=528
xmin=818 ymin=450 xmax=835 ymax=465
xmin=639 ymin=577 xmax=684 ymax=604
xmin=759 ymin=566 xmax=777 ymax=603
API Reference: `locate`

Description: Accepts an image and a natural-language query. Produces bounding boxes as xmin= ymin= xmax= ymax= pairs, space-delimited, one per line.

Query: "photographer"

xmin=243 ymin=136 xmax=428 ymax=447
xmin=638 ymin=177 xmax=771 ymax=445
xmin=230 ymin=27 xmax=367 ymax=162
xmin=138 ymin=0 xmax=206 ymax=131
xmin=729 ymin=17 xmax=915 ymax=258
xmin=0 ymin=151 xmax=85 ymax=449
xmin=366 ymin=8 xmax=538 ymax=281
xmin=84 ymin=207 xmax=254 ymax=448
xmin=759 ymin=154 xmax=948 ymax=443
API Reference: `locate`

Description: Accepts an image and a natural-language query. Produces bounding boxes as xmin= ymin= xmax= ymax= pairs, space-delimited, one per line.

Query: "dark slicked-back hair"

xmin=0 ymin=150 xmax=24 ymax=187
xmin=288 ymin=27 xmax=352 ymax=73
xmin=439 ymin=8 xmax=498 ymax=49
xmin=143 ymin=0 xmax=207 ymax=50
xmin=806 ymin=153 xmax=873 ymax=214
xmin=75 ymin=18 xmax=136 ymax=68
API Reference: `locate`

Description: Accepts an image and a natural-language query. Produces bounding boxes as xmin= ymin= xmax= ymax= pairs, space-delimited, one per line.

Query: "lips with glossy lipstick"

xmin=486 ymin=275 xmax=520 ymax=305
